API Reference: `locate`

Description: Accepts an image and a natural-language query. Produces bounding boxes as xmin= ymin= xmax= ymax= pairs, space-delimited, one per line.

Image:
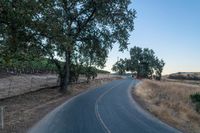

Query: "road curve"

xmin=29 ymin=78 xmax=181 ymax=133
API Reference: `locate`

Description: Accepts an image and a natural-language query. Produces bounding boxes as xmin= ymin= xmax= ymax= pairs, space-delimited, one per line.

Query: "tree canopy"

xmin=0 ymin=0 xmax=136 ymax=92
xmin=112 ymin=59 xmax=127 ymax=75
xmin=112 ymin=46 xmax=165 ymax=80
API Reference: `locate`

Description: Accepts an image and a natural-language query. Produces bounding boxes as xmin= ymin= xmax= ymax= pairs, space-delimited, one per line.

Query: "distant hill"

xmin=168 ymin=72 xmax=200 ymax=80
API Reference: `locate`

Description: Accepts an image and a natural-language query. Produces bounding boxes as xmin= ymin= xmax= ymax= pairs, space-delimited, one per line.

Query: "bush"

xmin=196 ymin=103 xmax=200 ymax=113
xmin=190 ymin=93 xmax=200 ymax=103
xmin=190 ymin=93 xmax=200 ymax=113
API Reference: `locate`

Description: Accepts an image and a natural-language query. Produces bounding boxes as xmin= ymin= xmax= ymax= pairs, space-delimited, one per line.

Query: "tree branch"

xmin=75 ymin=7 xmax=96 ymax=38
xmin=37 ymin=41 xmax=62 ymax=72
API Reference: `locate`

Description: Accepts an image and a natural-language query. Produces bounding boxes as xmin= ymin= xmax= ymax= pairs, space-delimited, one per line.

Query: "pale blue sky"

xmin=104 ymin=0 xmax=200 ymax=74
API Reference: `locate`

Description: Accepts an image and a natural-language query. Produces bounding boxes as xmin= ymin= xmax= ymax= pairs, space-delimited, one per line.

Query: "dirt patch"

xmin=0 ymin=78 xmax=119 ymax=133
xmin=133 ymin=80 xmax=200 ymax=133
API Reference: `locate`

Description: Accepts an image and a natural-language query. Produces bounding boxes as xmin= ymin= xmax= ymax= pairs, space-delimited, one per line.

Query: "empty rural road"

xmin=29 ymin=78 xmax=181 ymax=133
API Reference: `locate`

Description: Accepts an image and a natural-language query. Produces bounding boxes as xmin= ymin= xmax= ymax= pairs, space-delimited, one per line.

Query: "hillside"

xmin=167 ymin=72 xmax=200 ymax=80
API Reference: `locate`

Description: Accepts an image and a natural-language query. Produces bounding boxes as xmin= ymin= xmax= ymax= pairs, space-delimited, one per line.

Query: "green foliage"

xmin=84 ymin=66 xmax=97 ymax=83
xmin=0 ymin=57 xmax=58 ymax=73
xmin=0 ymin=0 xmax=44 ymax=62
xmin=69 ymin=64 xmax=98 ymax=83
xmin=112 ymin=59 xmax=126 ymax=75
xmin=154 ymin=58 xmax=165 ymax=80
xmin=0 ymin=0 xmax=136 ymax=91
xmin=190 ymin=93 xmax=200 ymax=113
xmin=70 ymin=65 xmax=108 ymax=83
xmin=96 ymin=69 xmax=110 ymax=74
xmin=190 ymin=93 xmax=200 ymax=103
xmin=129 ymin=46 xmax=165 ymax=79
xmin=112 ymin=46 xmax=165 ymax=79
xmin=196 ymin=103 xmax=200 ymax=113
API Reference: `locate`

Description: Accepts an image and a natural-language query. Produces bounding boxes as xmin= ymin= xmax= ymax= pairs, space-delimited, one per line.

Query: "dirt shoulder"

xmin=132 ymin=80 xmax=200 ymax=133
xmin=0 ymin=78 xmax=119 ymax=133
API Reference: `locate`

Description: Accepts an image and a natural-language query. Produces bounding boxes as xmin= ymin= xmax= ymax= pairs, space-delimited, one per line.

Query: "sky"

xmin=104 ymin=0 xmax=200 ymax=74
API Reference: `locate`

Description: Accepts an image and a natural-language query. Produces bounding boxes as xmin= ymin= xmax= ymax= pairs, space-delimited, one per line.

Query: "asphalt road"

xmin=29 ymin=78 xmax=181 ymax=133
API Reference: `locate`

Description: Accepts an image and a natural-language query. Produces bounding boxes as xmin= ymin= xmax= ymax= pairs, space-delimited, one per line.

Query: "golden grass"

xmin=133 ymin=80 xmax=200 ymax=133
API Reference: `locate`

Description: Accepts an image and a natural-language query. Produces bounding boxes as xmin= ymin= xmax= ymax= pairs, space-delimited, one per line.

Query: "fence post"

xmin=0 ymin=106 xmax=4 ymax=129
xmin=30 ymin=77 xmax=33 ymax=91
xmin=46 ymin=76 xmax=48 ymax=87
xmin=8 ymin=78 xmax=13 ymax=97
xmin=57 ymin=75 xmax=60 ymax=86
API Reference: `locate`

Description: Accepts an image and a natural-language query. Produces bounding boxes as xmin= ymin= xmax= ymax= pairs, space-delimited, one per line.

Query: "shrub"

xmin=190 ymin=93 xmax=200 ymax=103
xmin=190 ymin=93 xmax=200 ymax=113
xmin=196 ymin=103 xmax=200 ymax=113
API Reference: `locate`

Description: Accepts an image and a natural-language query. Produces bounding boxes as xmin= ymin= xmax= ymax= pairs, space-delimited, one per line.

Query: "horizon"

xmin=103 ymin=0 xmax=200 ymax=75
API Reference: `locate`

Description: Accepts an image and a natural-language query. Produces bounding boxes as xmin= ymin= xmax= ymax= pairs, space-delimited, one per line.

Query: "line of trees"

xmin=0 ymin=57 xmax=110 ymax=83
xmin=112 ymin=46 xmax=165 ymax=80
xmin=0 ymin=57 xmax=57 ymax=73
xmin=0 ymin=0 xmax=136 ymax=92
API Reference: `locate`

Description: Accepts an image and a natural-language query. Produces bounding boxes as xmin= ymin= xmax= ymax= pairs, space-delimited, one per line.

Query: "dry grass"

xmin=133 ymin=80 xmax=200 ymax=133
xmin=163 ymin=78 xmax=200 ymax=86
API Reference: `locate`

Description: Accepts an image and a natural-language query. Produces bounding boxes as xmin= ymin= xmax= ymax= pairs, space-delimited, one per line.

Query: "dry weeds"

xmin=133 ymin=80 xmax=200 ymax=133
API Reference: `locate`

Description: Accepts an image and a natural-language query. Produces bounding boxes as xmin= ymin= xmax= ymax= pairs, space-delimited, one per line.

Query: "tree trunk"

xmin=86 ymin=76 xmax=90 ymax=83
xmin=59 ymin=50 xmax=71 ymax=93
xmin=59 ymin=72 xmax=68 ymax=93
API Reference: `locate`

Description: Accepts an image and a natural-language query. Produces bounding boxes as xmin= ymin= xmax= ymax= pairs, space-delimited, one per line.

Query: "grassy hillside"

xmin=168 ymin=72 xmax=200 ymax=80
